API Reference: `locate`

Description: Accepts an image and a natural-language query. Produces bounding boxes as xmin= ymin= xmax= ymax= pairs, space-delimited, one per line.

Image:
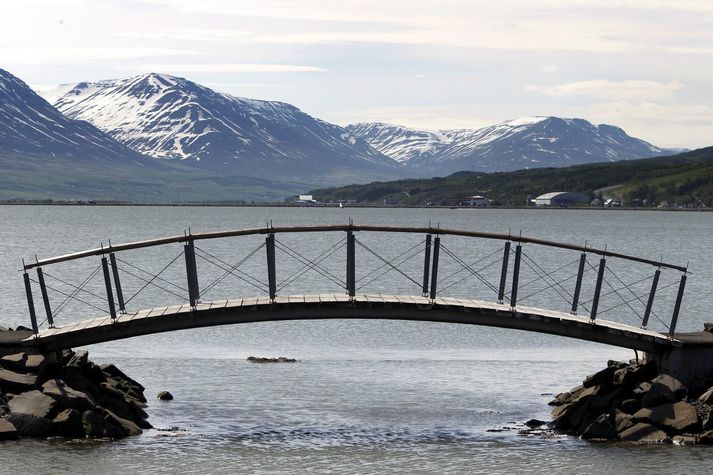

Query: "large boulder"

xmin=619 ymin=422 xmax=671 ymax=443
xmin=42 ymin=378 xmax=96 ymax=411
xmin=104 ymin=409 xmax=142 ymax=437
xmin=8 ymin=390 xmax=57 ymax=418
xmin=640 ymin=375 xmax=687 ymax=408
xmin=699 ymin=386 xmax=713 ymax=405
xmin=580 ymin=414 xmax=618 ymax=440
xmin=4 ymin=413 xmax=52 ymax=437
xmin=0 ymin=417 xmax=18 ymax=440
xmin=0 ymin=368 xmax=38 ymax=393
xmin=51 ymin=409 xmax=84 ymax=438
xmin=633 ymin=401 xmax=699 ymax=433
xmin=0 ymin=353 xmax=27 ymax=370
xmin=81 ymin=409 xmax=107 ymax=438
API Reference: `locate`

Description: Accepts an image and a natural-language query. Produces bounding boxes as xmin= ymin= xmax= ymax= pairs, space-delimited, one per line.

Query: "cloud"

xmin=127 ymin=63 xmax=326 ymax=73
xmin=539 ymin=65 xmax=559 ymax=73
xmin=526 ymin=80 xmax=683 ymax=102
xmin=0 ymin=47 xmax=205 ymax=65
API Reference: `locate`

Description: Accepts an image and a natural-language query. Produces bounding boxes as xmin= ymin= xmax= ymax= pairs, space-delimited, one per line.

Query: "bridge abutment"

xmin=644 ymin=332 xmax=713 ymax=387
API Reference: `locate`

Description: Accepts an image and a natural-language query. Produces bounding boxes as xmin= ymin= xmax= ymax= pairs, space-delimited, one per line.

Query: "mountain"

xmin=346 ymin=117 xmax=677 ymax=175
xmin=44 ymin=73 xmax=404 ymax=184
xmin=0 ymin=68 xmax=148 ymax=163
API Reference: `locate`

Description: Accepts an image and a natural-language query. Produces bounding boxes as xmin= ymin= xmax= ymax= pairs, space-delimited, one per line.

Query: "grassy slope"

xmin=309 ymin=147 xmax=713 ymax=206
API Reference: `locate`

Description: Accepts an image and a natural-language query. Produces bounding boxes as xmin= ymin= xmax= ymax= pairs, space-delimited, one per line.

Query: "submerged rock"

xmin=157 ymin=391 xmax=174 ymax=401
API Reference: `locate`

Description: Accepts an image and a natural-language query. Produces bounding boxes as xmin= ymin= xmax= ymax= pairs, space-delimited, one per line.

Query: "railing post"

xmin=429 ymin=236 xmax=441 ymax=300
xmin=497 ymin=241 xmax=511 ymax=303
xmin=422 ymin=234 xmax=432 ymax=296
xmin=23 ymin=272 xmax=38 ymax=334
xmin=101 ymin=256 xmax=117 ymax=320
xmin=571 ymin=253 xmax=587 ymax=315
xmin=590 ymin=257 xmax=606 ymax=321
xmin=266 ymin=233 xmax=277 ymax=300
xmin=36 ymin=267 xmax=54 ymax=327
xmin=641 ymin=268 xmax=661 ymax=329
xmin=510 ymin=244 xmax=522 ymax=308
xmin=109 ymin=253 xmax=125 ymax=313
xmin=669 ymin=274 xmax=687 ymax=337
xmin=346 ymin=230 xmax=355 ymax=297
xmin=184 ymin=240 xmax=200 ymax=307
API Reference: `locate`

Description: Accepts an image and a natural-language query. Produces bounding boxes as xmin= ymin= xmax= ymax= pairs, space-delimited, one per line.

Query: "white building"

xmin=534 ymin=192 xmax=590 ymax=207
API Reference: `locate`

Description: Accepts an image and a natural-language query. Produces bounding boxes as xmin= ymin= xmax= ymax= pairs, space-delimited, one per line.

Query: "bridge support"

xmin=669 ymin=274 xmax=687 ymax=337
xmin=184 ymin=240 xmax=200 ymax=307
xmin=498 ymin=242 xmax=511 ymax=304
xmin=36 ymin=267 xmax=53 ymax=328
xmin=101 ymin=257 xmax=117 ymax=320
xmin=23 ymin=272 xmax=38 ymax=334
xmin=510 ymin=244 xmax=522 ymax=308
xmin=422 ymin=234 xmax=432 ymax=297
xmin=429 ymin=236 xmax=441 ymax=300
xmin=346 ymin=230 xmax=355 ymax=298
xmin=266 ymin=233 xmax=277 ymax=301
xmin=642 ymin=268 xmax=660 ymax=329
xmin=571 ymin=253 xmax=586 ymax=315
xmin=109 ymin=253 xmax=125 ymax=313
xmin=590 ymin=257 xmax=606 ymax=321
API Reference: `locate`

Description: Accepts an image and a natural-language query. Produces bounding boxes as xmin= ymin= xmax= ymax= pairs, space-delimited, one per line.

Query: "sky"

xmin=1 ymin=0 xmax=712 ymax=148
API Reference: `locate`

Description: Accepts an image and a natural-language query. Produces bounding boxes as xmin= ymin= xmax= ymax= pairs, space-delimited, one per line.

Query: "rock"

xmin=0 ymin=368 xmax=38 ymax=392
xmin=548 ymin=392 xmax=570 ymax=406
xmin=702 ymin=412 xmax=713 ymax=431
xmin=0 ymin=353 xmax=27 ymax=370
xmin=583 ymin=366 xmax=617 ymax=389
xmin=104 ymin=409 xmax=142 ymax=437
xmin=672 ymin=435 xmax=697 ymax=445
xmin=66 ymin=350 xmax=89 ymax=369
xmin=101 ymin=364 xmax=145 ymax=393
xmin=640 ymin=375 xmax=687 ymax=408
xmin=619 ymin=422 xmax=671 ymax=443
xmin=42 ymin=378 xmax=96 ymax=411
xmin=24 ymin=354 xmax=46 ymax=372
xmin=581 ymin=413 xmax=618 ymax=440
xmin=0 ymin=417 xmax=18 ymax=440
xmin=704 ymin=322 xmax=713 ymax=333
xmin=700 ymin=430 xmax=713 ymax=445
xmin=619 ymin=398 xmax=640 ymax=414
xmin=157 ymin=391 xmax=174 ymax=401
xmin=82 ymin=409 xmax=106 ymax=438
xmin=633 ymin=401 xmax=699 ymax=433
xmin=8 ymin=390 xmax=57 ymax=418
xmin=525 ymin=419 xmax=546 ymax=428
xmin=51 ymin=409 xmax=84 ymax=438
xmin=589 ymin=387 xmax=622 ymax=412
xmin=614 ymin=410 xmax=633 ymax=432
xmin=699 ymin=386 xmax=713 ymax=405
xmin=5 ymin=413 xmax=52 ymax=437
xmin=613 ymin=361 xmax=656 ymax=387
xmin=247 ymin=356 xmax=299 ymax=363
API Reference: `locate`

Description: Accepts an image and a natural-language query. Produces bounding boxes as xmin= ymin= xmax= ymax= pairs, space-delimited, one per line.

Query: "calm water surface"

xmin=0 ymin=206 xmax=712 ymax=474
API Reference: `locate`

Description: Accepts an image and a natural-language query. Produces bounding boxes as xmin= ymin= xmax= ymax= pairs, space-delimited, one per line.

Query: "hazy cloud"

xmin=526 ymin=80 xmax=684 ymax=102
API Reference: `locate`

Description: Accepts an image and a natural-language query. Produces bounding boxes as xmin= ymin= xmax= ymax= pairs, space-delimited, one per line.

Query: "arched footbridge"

xmin=17 ymin=224 xmax=689 ymax=353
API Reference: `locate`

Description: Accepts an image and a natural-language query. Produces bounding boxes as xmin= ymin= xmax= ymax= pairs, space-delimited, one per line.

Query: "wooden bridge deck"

xmin=21 ymin=294 xmax=680 ymax=353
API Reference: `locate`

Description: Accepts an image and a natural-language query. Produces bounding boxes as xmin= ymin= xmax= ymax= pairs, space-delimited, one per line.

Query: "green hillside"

xmin=309 ymin=147 xmax=713 ymax=207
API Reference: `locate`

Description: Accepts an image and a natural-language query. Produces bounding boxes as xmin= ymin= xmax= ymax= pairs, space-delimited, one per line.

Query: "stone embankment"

xmin=247 ymin=356 xmax=299 ymax=363
xmin=0 ymin=349 xmax=150 ymax=440
xmin=551 ymin=359 xmax=713 ymax=444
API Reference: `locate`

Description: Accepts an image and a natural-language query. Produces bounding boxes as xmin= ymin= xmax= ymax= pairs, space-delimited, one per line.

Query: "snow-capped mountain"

xmin=0 ymin=68 xmax=148 ymax=163
xmin=45 ymin=73 xmax=403 ymax=183
xmin=347 ymin=117 xmax=674 ymax=175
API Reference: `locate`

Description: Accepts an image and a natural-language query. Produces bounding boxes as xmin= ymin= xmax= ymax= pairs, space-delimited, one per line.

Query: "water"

xmin=0 ymin=206 xmax=712 ymax=473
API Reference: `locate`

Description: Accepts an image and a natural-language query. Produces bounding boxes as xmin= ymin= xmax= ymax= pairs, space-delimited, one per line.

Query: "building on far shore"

xmin=463 ymin=195 xmax=488 ymax=207
xmin=534 ymin=192 xmax=590 ymax=207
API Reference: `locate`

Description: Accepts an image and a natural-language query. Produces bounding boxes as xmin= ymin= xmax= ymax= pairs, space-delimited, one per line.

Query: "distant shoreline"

xmin=0 ymin=201 xmax=710 ymax=211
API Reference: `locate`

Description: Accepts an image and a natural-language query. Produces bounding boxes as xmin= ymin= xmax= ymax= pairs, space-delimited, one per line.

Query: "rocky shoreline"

xmin=0 ymin=349 xmax=150 ymax=440
xmin=549 ymin=359 xmax=713 ymax=444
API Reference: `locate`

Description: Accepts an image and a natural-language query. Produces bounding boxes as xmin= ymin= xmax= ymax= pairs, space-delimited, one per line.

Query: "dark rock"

xmin=702 ymin=412 xmax=713 ymax=431
xmin=613 ymin=361 xmax=657 ymax=387
xmin=619 ymin=398 xmax=640 ymax=414
xmin=247 ymin=356 xmax=299 ymax=363
xmin=101 ymin=364 xmax=145 ymax=392
xmin=157 ymin=391 xmax=174 ymax=401
xmin=66 ymin=350 xmax=89 ymax=369
xmin=700 ymin=430 xmax=713 ymax=445
xmin=42 ymin=378 xmax=96 ymax=411
xmin=8 ymin=390 xmax=57 ymax=418
xmin=548 ymin=392 xmax=570 ymax=406
xmin=581 ymin=413 xmax=618 ymax=440
xmin=0 ymin=417 xmax=18 ymax=440
xmin=0 ymin=353 xmax=27 ymax=370
xmin=525 ymin=419 xmax=546 ymax=428
xmin=51 ymin=409 xmax=84 ymax=438
xmin=5 ymin=413 xmax=52 ymax=437
xmin=614 ymin=409 xmax=633 ymax=432
xmin=641 ymin=374 xmax=687 ymax=408
xmin=0 ymin=368 xmax=38 ymax=392
xmin=634 ymin=381 xmax=652 ymax=396
xmin=583 ymin=365 xmax=618 ymax=389
xmin=82 ymin=409 xmax=106 ymax=438
xmin=633 ymin=401 xmax=699 ymax=433
xmin=589 ymin=387 xmax=623 ymax=412
xmin=57 ymin=367 xmax=101 ymax=400
xmin=104 ymin=409 xmax=141 ymax=437
xmin=619 ymin=422 xmax=671 ymax=443
xmin=14 ymin=326 xmax=32 ymax=332
xmin=704 ymin=322 xmax=713 ymax=333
